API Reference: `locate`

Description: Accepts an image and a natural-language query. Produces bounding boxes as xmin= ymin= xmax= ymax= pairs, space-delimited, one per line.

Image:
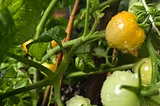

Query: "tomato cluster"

xmin=105 ymin=11 xmax=146 ymax=52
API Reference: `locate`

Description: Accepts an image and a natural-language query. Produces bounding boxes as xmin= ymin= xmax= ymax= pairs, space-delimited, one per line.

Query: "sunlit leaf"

xmin=28 ymin=42 xmax=49 ymax=61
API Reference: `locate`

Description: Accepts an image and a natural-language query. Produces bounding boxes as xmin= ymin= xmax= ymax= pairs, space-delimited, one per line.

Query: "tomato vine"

xmin=0 ymin=0 xmax=160 ymax=106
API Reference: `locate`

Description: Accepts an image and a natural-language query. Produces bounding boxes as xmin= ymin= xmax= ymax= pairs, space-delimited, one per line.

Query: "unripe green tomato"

xmin=134 ymin=58 xmax=152 ymax=86
xmin=101 ymin=71 xmax=140 ymax=106
xmin=66 ymin=95 xmax=91 ymax=106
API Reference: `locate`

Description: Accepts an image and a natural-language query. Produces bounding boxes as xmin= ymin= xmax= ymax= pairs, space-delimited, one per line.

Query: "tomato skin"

xmin=134 ymin=58 xmax=152 ymax=86
xmin=105 ymin=11 xmax=145 ymax=51
xmin=101 ymin=71 xmax=140 ymax=106
xmin=66 ymin=95 xmax=91 ymax=106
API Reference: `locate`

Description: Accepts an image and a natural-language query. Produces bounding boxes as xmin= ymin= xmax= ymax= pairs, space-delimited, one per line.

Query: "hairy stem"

xmin=52 ymin=39 xmax=83 ymax=106
xmin=82 ymin=0 xmax=90 ymax=37
xmin=41 ymin=30 xmax=105 ymax=63
xmin=88 ymin=13 xmax=99 ymax=36
xmin=141 ymin=83 xmax=160 ymax=97
xmin=66 ymin=63 xmax=136 ymax=78
xmin=147 ymin=37 xmax=159 ymax=84
xmin=34 ymin=0 xmax=58 ymax=39
xmin=6 ymin=52 xmax=54 ymax=77
xmin=0 ymin=78 xmax=50 ymax=101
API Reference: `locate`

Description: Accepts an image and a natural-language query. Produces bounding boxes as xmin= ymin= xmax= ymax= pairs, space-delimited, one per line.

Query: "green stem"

xmin=52 ymin=39 xmax=83 ymax=106
xmin=54 ymin=84 xmax=63 ymax=106
xmin=88 ymin=13 xmax=99 ymax=36
xmin=66 ymin=63 xmax=136 ymax=78
xmin=0 ymin=78 xmax=50 ymax=101
xmin=34 ymin=0 xmax=58 ymax=39
xmin=56 ymin=40 xmax=67 ymax=56
xmin=73 ymin=0 xmax=118 ymax=31
xmin=142 ymin=0 xmax=160 ymax=36
xmin=41 ymin=30 xmax=105 ymax=63
xmin=6 ymin=52 xmax=54 ymax=77
xmin=147 ymin=37 xmax=159 ymax=84
xmin=82 ymin=0 xmax=90 ymax=37
xmin=47 ymin=86 xmax=53 ymax=106
xmin=141 ymin=83 xmax=160 ymax=97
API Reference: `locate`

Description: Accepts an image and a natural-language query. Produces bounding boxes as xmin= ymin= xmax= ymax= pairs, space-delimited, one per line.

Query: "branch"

xmin=0 ymin=78 xmax=50 ymax=101
xmin=41 ymin=30 xmax=105 ymax=63
xmin=34 ymin=0 xmax=58 ymax=39
xmin=66 ymin=63 xmax=136 ymax=78
xmin=6 ymin=52 xmax=54 ymax=77
xmin=82 ymin=0 xmax=90 ymax=37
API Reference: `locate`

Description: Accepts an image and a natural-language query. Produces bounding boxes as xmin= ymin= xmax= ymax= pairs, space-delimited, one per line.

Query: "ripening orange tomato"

xmin=105 ymin=11 xmax=146 ymax=52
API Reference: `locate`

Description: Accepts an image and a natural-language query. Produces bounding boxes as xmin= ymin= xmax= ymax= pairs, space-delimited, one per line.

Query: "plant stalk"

xmin=34 ymin=0 xmax=58 ymax=39
xmin=66 ymin=63 xmax=136 ymax=78
xmin=82 ymin=0 xmax=90 ymax=37
xmin=0 ymin=78 xmax=50 ymax=101
xmin=6 ymin=52 xmax=54 ymax=77
xmin=41 ymin=30 xmax=105 ymax=63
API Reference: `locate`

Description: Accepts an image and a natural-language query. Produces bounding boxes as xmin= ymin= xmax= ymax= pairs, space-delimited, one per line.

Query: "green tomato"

xmin=101 ymin=71 xmax=140 ymax=106
xmin=134 ymin=58 xmax=152 ymax=86
xmin=66 ymin=95 xmax=92 ymax=106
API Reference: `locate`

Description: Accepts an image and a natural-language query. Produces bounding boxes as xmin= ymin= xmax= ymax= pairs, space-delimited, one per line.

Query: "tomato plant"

xmin=0 ymin=0 xmax=160 ymax=106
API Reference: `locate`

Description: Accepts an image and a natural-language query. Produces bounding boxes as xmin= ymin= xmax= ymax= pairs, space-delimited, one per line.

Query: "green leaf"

xmin=93 ymin=47 xmax=106 ymax=57
xmin=27 ymin=26 xmax=66 ymax=60
xmin=90 ymin=0 xmax=100 ymax=12
xmin=117 ymin=53 xmax=139 ymax=65
xmin=0 ymin=67 xmax=17 ymax=80
xmin=28 ymin=42 xmax=49 ymax=61
xmin=0 ymin=7 xmax=15 ymax=63
xmin=11 ymin=0 xmax=51 ymax=44
xmin=15 ymin=77 xmax=28 ymax=88
xmin=31 ymin=26 xmax=66 ymax=43
xmin=128 ymin=2 xmax=145 ymax=15
xmin=118 ymin=0 xmax=129 ymax=12
xmin=4 ymin=68 xmax=17 ymax=78
xmin=0 ymin=68 xmax=7 ymax=80
xmin=0 ymin=0 xmax=25 ymax=14
xmin=75 ymin=54 xmax=95 ymax=73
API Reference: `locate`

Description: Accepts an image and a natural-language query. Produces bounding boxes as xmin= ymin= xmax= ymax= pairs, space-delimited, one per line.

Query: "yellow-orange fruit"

xmin=105 ymin=11 xmax=145 ymax=51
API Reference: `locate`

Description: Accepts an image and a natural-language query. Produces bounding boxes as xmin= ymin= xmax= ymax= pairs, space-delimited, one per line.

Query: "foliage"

xmin=0 ymin=0 xmax=160 ymax=106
